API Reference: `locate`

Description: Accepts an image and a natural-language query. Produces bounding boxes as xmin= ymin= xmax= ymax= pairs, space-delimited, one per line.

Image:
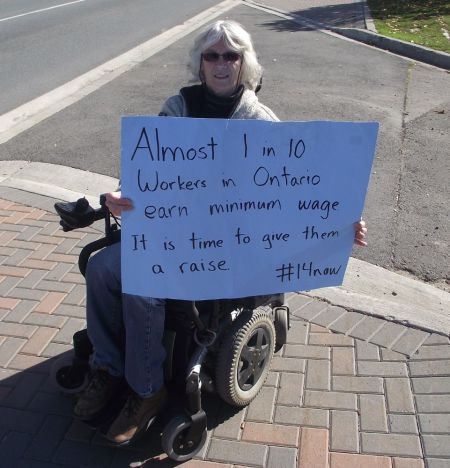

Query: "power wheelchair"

xmin=51 ymin=195 xmax=290 ymax=462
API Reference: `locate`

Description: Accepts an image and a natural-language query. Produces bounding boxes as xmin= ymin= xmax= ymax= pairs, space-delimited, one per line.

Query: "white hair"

xmin=188 ymin=20 xmax=262 ymax=91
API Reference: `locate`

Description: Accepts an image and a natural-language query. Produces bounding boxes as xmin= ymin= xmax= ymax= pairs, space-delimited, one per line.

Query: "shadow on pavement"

xmin=258 ymin=2 xmax=366 ymax=30
xmin=259 ymin=18 xmax=314 ymax=32
xmin=0 ymin=355 xmax=236 ymax=467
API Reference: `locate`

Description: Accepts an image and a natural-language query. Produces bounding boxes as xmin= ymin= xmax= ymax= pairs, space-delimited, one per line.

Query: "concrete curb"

xmin=332 ymin=28 xmax=450 ymax=70
xmin=362 ymin=0 xmax=376 ymax=32
xmin=0 ymin=160 xmax=118 ymax=208
xmin=305 ymin=257 xmax=450 ymax=337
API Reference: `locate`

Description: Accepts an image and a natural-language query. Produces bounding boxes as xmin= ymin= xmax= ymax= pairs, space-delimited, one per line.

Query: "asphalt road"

xmin=0 ymin=2 xmax=449 ymax=289
xmin=0 ymin=0 xmax=222 ymax=114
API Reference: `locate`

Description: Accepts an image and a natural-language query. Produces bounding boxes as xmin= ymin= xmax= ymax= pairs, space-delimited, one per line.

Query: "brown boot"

xmin=73 ymin=369 xmax=125 ymax=419
xmin=106 ymin=386 xmax=168 ymax=445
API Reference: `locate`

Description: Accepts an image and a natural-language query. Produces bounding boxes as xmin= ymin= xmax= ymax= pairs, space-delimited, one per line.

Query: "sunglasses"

xmin=202 ymin=51 xmax=242 ymax=63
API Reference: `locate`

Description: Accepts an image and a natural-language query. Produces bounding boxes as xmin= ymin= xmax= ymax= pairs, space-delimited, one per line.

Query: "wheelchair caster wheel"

xmin=274 ymin=306 xmax=290 ymax=352
xmin=161 ymin=414 xmax=207 ymax=462
xmin=215 ymin=308 xmax=275 ymax=407
xmin=50 ymin=354 xmax=89 ymax=394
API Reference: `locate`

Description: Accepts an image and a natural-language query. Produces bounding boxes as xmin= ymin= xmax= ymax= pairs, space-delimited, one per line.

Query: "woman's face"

xmin=200 ymin=39 xmax=242 ymax=97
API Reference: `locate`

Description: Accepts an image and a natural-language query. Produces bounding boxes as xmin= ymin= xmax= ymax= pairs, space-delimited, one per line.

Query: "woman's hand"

xmin=354 ymin=220 xmax=367 ymax=247
xmin=105 ymin=191 xmax=133 ymax=217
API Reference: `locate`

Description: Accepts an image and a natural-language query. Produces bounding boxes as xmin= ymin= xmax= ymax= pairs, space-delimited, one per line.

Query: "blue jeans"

xmin=85 ymin=242 xmax=166 ymax=398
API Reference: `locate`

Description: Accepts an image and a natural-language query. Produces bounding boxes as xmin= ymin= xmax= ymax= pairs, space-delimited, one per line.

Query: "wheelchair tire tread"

xmin=215 ymin=308 xmax=275 ymax=407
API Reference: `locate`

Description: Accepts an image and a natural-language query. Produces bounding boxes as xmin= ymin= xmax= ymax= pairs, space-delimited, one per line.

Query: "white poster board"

xmin=121 ymin=117 xmax=378 ymax=300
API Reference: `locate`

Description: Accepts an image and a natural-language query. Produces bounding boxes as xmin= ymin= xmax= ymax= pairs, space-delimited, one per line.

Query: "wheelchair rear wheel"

xmin=215 ymin=308 xmax=275 ymax=407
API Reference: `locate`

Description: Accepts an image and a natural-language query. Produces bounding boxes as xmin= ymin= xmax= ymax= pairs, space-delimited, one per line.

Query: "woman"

xmin=74 ymin=20 xmax=368 ymax=446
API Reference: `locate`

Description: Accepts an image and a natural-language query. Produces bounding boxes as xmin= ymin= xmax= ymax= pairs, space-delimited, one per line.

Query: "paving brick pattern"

xmin=1 ymin=198 xmax=450 ymax=467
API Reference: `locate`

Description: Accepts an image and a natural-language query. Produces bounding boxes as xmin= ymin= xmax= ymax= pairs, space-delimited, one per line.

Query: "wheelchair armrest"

xmin=78 ymin=232 xmax=120 ymax=277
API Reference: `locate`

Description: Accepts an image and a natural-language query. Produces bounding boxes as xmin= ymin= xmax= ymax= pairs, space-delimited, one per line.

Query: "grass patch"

xmin=367 ymin=0 xmax=450 ymax=53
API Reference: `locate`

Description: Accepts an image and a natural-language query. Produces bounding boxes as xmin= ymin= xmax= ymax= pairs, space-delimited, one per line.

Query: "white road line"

xmin=0 ymin=0 xmax=86 ymax=23
xmin=0 ymin=0 xmax=239 ymax=144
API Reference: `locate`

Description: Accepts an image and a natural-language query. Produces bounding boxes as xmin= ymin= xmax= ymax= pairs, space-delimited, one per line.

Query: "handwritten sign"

xmin=121 ymin=117 xmax=378 ymax=300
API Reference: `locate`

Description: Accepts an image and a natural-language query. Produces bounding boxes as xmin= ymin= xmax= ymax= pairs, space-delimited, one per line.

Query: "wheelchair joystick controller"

xmin=74 ymin=197 xmax=89 ymax=212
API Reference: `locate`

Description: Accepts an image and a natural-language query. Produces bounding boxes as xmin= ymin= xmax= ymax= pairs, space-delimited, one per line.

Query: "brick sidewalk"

xmin=1 ymin=197 xmax=450 ymax=468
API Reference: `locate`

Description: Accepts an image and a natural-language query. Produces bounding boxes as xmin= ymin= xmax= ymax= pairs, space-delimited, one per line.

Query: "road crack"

xmin=390 ymin=61 xmax=415 ymax=269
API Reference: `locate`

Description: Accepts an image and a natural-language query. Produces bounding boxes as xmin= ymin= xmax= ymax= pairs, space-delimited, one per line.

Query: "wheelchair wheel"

xmin=274 ymin=306 xmax=290 ymax=352
xmin=50 ymin=354 xmax=90 ymax=394
xmin=161 ymin=414 xmax=207 ymax=462
xmin=215 ymin=308 xmax=275 ymax=407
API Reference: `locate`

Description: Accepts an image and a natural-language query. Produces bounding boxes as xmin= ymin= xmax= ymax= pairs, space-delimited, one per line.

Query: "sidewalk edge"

xmin=303 ymin=258 xmax=450 ymax=338
xmin=0 ymin=161 xmax=118 ymax=207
